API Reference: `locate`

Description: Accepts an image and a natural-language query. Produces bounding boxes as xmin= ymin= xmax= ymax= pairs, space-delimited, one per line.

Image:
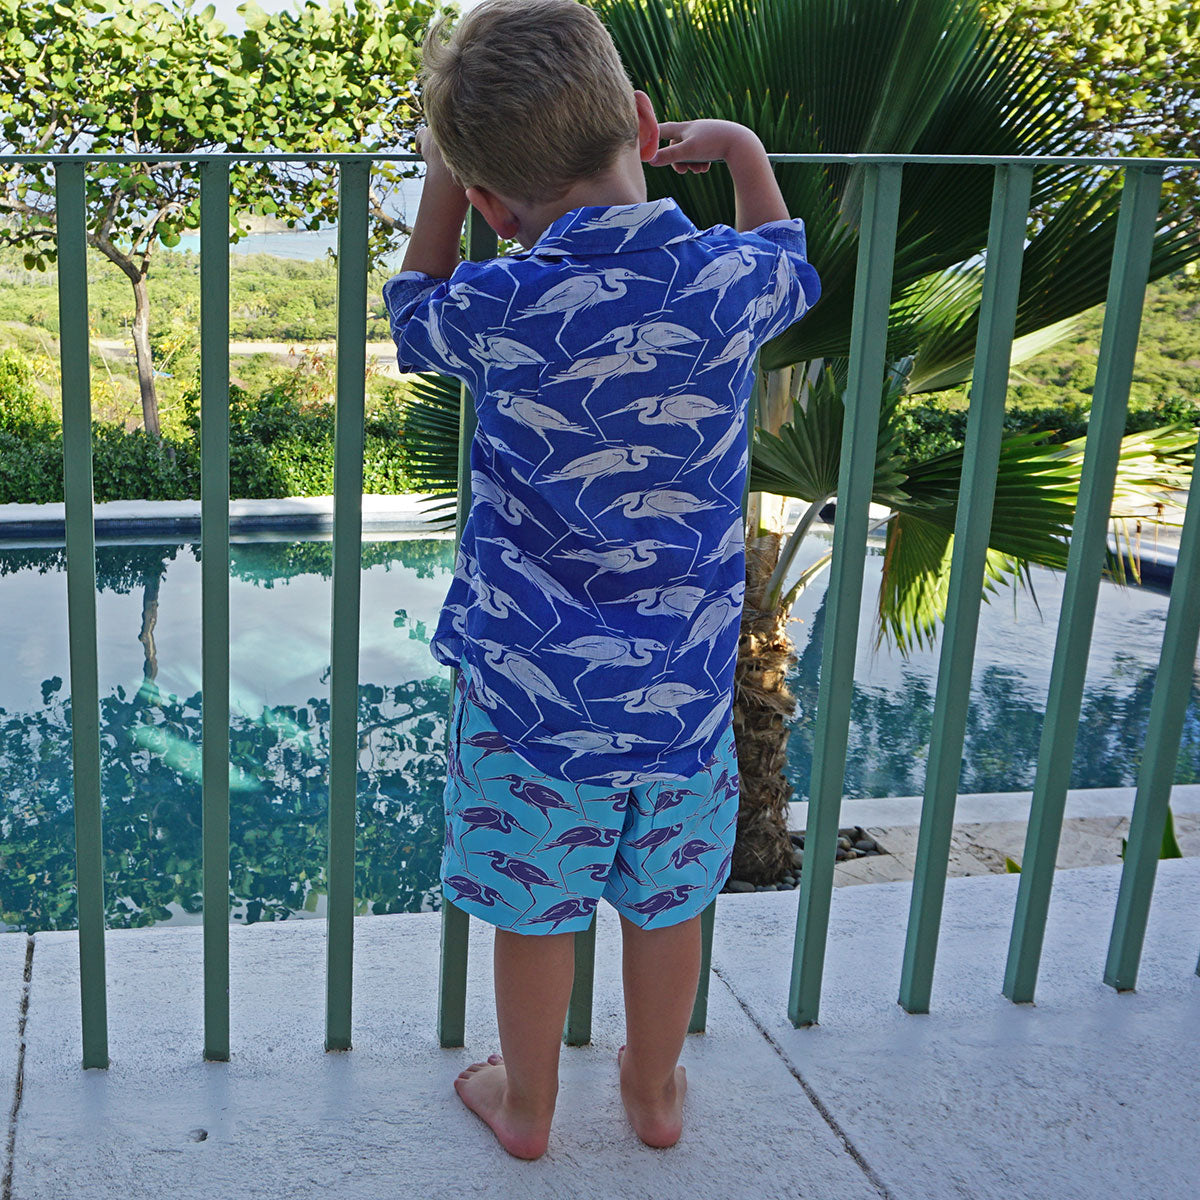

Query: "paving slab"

xmin=1 ymin=934 xmax=31 ymax=1152
xmin=789 ymin=782 xmax=1200 ymax=833
xmin=13 ymin=907 xmax=882 ymax=1200
xmin=711 ymin=857 xmax=1200 ymax=1200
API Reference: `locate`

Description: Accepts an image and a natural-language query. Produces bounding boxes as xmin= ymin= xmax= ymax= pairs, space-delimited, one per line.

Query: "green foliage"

xmin=890 ymin=393 xmax=1199 ymax=464
xmin=1120 ymin=805 xmax=1185 ymax=861
xmin=0 ymin=0 xmax=446 ymax=432
xmin=980 ymin=1 xmax=1199 ymax=174
xmin=597 ymin=0 xmax=1200 ymax=385
xmin=0 ymin=347 xmax=54 ymax=433
xmin=0 ymin=346 xmax=412 ymax=503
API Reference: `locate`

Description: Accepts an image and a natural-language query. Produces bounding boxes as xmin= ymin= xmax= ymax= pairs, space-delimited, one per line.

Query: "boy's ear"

xmin=634 ymin=90 xmax=659 ymax=163
xmin=465 ymin=186 xmax=522 ymax=241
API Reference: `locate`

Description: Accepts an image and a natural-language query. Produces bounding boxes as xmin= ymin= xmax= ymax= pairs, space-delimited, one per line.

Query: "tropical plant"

xmin=0 ymin=0 xmax=442 ymax=436
xmin=591 ymin=0 xmax=1199 ymax=882
xmin=399 ymin=0 xmax=1198 ymax=884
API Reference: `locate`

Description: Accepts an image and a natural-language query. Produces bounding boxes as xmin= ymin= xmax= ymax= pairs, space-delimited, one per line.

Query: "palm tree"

xmin=592 ymin=0 xmax=1197 ymax=882
xmin=400 ymin=0 xmax=1198 ymax=883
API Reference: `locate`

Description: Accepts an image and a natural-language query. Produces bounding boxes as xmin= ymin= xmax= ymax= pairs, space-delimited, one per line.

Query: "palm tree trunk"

xmin=732 ymin=529 xmax=799 ymax=883
xmin=731 ymin=366 xmax=804 ymax=884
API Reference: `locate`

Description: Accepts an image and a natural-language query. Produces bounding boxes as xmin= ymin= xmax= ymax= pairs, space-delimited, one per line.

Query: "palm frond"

xmin=398 ymin=372 xmax=462 ymax=530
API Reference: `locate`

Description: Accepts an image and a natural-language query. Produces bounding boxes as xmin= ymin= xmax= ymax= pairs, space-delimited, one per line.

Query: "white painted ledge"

xmin=0 ymin=493 xmax=449 ymax=539
xmin=7 ymin=859 xmax=1199 ymax=1198
xmin=789 ymin=782 xmax=1200 ymax=833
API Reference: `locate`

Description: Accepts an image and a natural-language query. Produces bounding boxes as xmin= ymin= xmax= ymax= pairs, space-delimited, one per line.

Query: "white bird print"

xmin=470 ymin=470 xmax=552 ymax=533
xmin=575 ymin=198 xmax=672 ymax=247
xmin=677 ymin=593 xmax=743 ymax=658
xmin=470 ymin=334 xmax=545 ymax=370
xmin=549 ymin=350 xmax=677 ymax=405
xmin=425 ymin=305 xmax=471 ymax=373
xmin=556 ymin=539 xmax=678 ymax=576
xmin=752 ymin=253 xmax=797 ymax=327
xmin=477 ymin=536 xmax=592 ymax=612
xmin=479 ymin=431 xmax=535 ymax=481
xmin=604 ymin=768 xmax=689 ymax=787
xmin=446 ymin=280 xmax=500 ymax=312
xmin=477 ymin=639 xmax=580 ymax=712
xmin=700 ymin=517 xmax=745 ymax=566
xmin=698 ymin=330 xmax=754 ymax=373
xmin=443 ymin=602 xmax=469 ymax=636
xmin=598 ymin=488 xmax=718 ymax=527
xmin=473 ymin=574 xmax=531 ymax=622
xmin=612 ymin=392 xmax=731 ymax=437
xmin=619 ymin=584 xmax=707 ymax=618
xmin=517 ymin=268 xmax=655 ymax=343
xmin=491 ymin=391 xmax=589 ymax=467
xmin=583 ymin=321 xmax=701 ymax=355
xmin=556 ymin=539 xmax=680 ymax=598
xmin=453 ymin=543 xmax=476 ymax=583
xmin=609 ymin=681 xmax=713 ymax=730
xmin=670 ymin=698 xmax=733 ymax=751
xmin=676 ymin=246 xmax=757 ymax=310
xmin=546 ymin=634 xmax=666 ymax=680
xmin=542 ymin=445 xmax=679 ymax=495
xmin=693 ymin=410 xmax=746 ymax=467
xmin=533 ymin=729 xmax=657 ymax=772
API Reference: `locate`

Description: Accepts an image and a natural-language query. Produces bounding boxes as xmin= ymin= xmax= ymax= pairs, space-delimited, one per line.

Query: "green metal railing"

xmin=9 ymin=150 xmax=1196 ymax=1068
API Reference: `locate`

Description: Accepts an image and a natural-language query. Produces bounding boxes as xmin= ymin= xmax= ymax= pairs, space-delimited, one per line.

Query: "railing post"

xmin=325 ymin=159 xmax=370 ymax=1052
xmin=1003 ymin=164 xmax=1165 ymax=1005
xmin=438 ymin=208 xmax=497 ymax=1049
xmin=199 ymin=159 xmax=232 ymax=1062
xmin=55 ymin=160 xmax=109 ymax=1070
xmin=1104 ymin=453 xmax=1200 ymax=990
xmin=564 ymin=916 xmax=598 ymax=1046
xmin=788 ymin=162 xmax=902 ymax=1028
xmin=899 ymin=163 xmax=1033 ymax=1014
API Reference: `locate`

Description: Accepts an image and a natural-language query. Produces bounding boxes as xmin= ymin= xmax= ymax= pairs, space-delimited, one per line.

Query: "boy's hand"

xmin=651 ymin=119 xmax=788 ymax=232
xmin=415 ymin=126 xmax=458 ymax=187
xmin=650 ymin=120 xmax=761 ymax=173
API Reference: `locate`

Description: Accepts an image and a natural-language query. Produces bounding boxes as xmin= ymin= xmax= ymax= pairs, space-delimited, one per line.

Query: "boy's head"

xmin=421 ymin=0 xmax=640 ymax=206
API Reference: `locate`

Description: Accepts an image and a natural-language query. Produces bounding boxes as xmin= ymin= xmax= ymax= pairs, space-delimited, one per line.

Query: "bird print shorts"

xmin=441 ymin=657 xmax=740 ymax=934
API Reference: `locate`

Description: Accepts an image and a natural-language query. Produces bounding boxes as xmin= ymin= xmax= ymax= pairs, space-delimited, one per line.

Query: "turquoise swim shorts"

xmin=441 ymin=658 xmax=740 ymax=934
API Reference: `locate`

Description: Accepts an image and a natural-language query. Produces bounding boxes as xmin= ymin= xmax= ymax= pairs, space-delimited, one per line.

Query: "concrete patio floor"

xmin=4 ymin=854 xmax=1198 ymax=1200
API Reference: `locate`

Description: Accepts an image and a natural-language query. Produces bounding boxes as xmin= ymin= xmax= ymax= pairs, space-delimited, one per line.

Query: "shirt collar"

xmin=525 ymin=197 xmax=698 ymax=258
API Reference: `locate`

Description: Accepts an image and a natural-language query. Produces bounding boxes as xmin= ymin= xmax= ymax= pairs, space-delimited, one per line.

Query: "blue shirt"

xmin=383 ymin=197 xmax=820 ymax=786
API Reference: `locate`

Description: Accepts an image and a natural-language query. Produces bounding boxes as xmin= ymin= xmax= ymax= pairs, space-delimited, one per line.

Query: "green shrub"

xmin=0 ymin=347 xmax=413 ymax=505
xmin=0 ymin=348 xmax=56 ymax=437
xmin=892 ymin=393 xmax=1199 ymax=463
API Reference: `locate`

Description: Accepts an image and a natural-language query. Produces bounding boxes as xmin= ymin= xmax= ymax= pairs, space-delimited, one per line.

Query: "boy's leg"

xmin=617 ymin=912 xmax=702 ymax=1148
xmin=454 ymin=926 xmax=575 ymax=1161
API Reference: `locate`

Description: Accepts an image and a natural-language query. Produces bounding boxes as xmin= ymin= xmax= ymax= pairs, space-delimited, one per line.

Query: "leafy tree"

xmin=0 ymin=0 xmax=441 ymax=436
xmin=980 ymin=0 xmax=1199 ymax=211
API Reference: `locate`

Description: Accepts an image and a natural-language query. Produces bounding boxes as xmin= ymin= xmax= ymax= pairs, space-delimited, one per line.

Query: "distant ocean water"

xmin=174 ymin=175 xmax=423 ymax=266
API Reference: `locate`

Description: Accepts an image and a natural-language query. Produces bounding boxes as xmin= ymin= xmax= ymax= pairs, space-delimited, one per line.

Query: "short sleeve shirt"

xmin=383 ymin=198 xmax=820 ymax=786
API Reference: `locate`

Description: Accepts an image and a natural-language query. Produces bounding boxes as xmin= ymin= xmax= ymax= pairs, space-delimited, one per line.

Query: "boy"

xmin=383 ymin=0 xmax=819 ymax=1160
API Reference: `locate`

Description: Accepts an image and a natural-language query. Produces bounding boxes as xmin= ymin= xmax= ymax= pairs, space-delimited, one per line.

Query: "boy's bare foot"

xmin=617 ymin=1044 xmax=687 ymax=1148
xmin=453 ymin=1053 xmax=554 ymax=1160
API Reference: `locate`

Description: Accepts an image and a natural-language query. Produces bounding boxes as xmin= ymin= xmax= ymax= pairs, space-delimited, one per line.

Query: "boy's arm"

xmin=651 ymin=120 xmax=787 ymax=232
xmin=401 ymin=127 xmax=471 ymax=279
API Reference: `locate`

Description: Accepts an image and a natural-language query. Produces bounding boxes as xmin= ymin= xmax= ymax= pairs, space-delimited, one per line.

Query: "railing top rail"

xmin=2 ymin=151 xmax=1199 ymax=168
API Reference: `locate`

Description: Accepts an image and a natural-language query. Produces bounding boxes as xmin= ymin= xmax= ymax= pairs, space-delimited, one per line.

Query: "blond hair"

xmin=420 ymin=0 xmax=639 ymax=204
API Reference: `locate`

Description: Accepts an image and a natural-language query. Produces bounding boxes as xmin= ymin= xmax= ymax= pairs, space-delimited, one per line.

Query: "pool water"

xmin=0 ymin=531 xmax=1196 ymax=933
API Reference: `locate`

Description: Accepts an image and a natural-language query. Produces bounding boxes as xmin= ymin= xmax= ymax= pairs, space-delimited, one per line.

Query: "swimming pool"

xmin=1 ymin=530 xmax=1195 ymax=933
